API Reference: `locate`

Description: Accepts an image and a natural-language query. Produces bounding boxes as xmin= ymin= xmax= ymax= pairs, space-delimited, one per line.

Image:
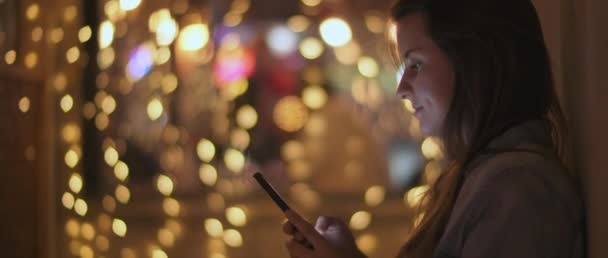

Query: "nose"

xmin=396 ymin=74 xmax=412 ymax=100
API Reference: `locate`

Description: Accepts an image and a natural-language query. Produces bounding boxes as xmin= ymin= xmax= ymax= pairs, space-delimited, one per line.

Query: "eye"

xmin=410 ymin=62 xmax=422 ymax=71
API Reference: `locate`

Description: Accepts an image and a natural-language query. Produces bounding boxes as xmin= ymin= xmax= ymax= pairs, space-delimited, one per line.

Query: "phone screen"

xmin=253 ymin=172 xmax=291 ymax=212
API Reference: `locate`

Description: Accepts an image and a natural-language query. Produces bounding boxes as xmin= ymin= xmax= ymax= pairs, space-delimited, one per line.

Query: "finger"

xmin=285 ymin=239 xmax=314 ymax=258
xmin=283 ymin=220 xmax=296 ymax=235
xmin=314 ymin=216 xmax=330 ymax=232
xmin=285 ymin=210 xmax=324 ymax=247
xmin=294 ymin=232 xmax=304 ymax=241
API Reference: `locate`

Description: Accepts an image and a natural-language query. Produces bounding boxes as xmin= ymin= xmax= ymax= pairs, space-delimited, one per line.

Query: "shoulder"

xmin=458 ymin=150 xmax=582 ymax=224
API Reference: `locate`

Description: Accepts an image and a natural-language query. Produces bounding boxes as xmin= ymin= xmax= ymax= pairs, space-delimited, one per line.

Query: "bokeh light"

xmin=226 ymin=206 xmax=247 ymax=227
xmin=196 ymin=139 xmax=216 ymax=162
xmin=178 ymin=24 xmax=210 ymax=51
xmin=299 ymin=37 xmax=324 ymax=59
xmin=319 ymin=18 xmax=352 ymax=47
xmin=266 ymin=25 xmax=298 ymax=57
xmin=274 ymin=96 xmax=309 ymax=132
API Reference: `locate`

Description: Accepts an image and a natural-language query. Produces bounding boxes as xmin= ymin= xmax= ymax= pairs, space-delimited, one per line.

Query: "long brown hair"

xmin=391 ymin=0 xmax=571 ymax=257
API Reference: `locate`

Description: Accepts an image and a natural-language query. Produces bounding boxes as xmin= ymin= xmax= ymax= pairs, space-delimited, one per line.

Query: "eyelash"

xmin=403 ymin=62 xmax=422 ymax=74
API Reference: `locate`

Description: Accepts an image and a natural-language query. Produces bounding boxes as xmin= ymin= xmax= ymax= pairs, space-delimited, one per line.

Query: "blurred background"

xmin=0 ymin=0 xmax=606 ymax=258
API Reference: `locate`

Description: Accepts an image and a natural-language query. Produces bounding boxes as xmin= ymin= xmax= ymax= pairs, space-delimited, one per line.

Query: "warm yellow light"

xmin=64 ymin=5 xmax=77 ymax=23
xmin=18 ymin=97 xmax=30 ymax=113
xmin=65 ymin=149 xmax=79 ymax=168
xmin=96 ymin=235 xmax=109 ymax=251
xmin=49 ymin=28 xmax=64 ymax=44
xmin=199 ymin=164 xmax=218 ymax=186
xmin=356 ymin=233 xmax=378 ymax=255
xmin=158 ymin=228 xmax=175 ymax=247
xmin=66 ymin=219 xmax=80 ymax=237
xmin=69 ymin=173 xmax=84 ymax=194
xmin=114 ymin=161 xmax=129 ymax=181
xmin=161 ymin=73 xmax=178 ymax=94
xmin=287 ymin=15 xmax=310 ymax=33
xmin=236 ymin=105 xmax=258 ymax=129
xmin=178 ymin=24 xmax=209 ymax=51
xmin=115 ymin=184 xmax=130 ymax=204
xmin=223 ymin=229 xmax=243 ymax=247
xmin=121 ymin=248 xmax=136 ymax=258
xmin=97 ymin=47 xmax=115 ymax=70
xmin=104 ymin=147 xmax=119 ymax=167
xmin=405 ymin=185 xmax=429 ymax=208
xmin=223 ymin=79 xmax=249 ymax=100
xmin=230 ymin=128 xmax=250 ymax=150
xmin=302 ymin=86 xmax=328 ymax=109
xmin=4 ymin=50 xmax=16 ymax=64
xmin=62 ymin=192 xmax=75 ymax=209
xmin=112 ymin=218 xmax=127 ymax=237
xmin=147 ymin=98 xmax=164 ymax=120
xmin=301 ymin=0 xmax=321 ymax=7
xmin=26 ymin=4 xmax=40 ymax=21
xmin=95 ymin=113 xmax=110 ymax=131
xmin=274 ymin=96 xmax=309 ymax=132
xmin=119 ymin=0 xmax=141 ymax=11
xmin=105 ymin=0 xmax=125 ymax=21
xmin=365 ymin=13 xmax=385 ymax=34
xmin=226 ymin=207 xmax=247 ymax=227
xmin=205 ymin=218 xmax=224 ymax=237
xmin=81 ymin=223 xmax=96 ymax=241
xmin=99 ymin=20 xmax=115 ymax=49
xmin=103 ymin=195 xmax=116 ymax=212
xmin=101 ymin=95 xmax=116 ymax=114
xmin=60 ymin=94 xmax=74 ymax=112
xmin=66 ymin=47 xmax=80 ymax=64
xmin=25 ymin=52 xmax=38 ymax=69
xmin=299 ymin=37 xmax=324 ymax=59
xmin=357 ymin=56 xmax=379 ymax=78
xmin=79 ymin=26 xmax=92 ymax=43
xmin=152 ymin=248 xmax=168 ymax=258
xmin=62 ymin=123 xmax=81 ymax=143
xmin=281 ymin=140 xmax=305 ymax=161
xmin=421 ymin=137 xmax=443 ymax=160
xmin=156 ymin=174 xmax=174 ymax=196
xmin=364 ymin=185 xmax=385 ymax=207
xmin=54 ymin=73 xmax=67 ymax=92
xmin=155 ymin=47 xmax=172 ymax=65
xmin=349 ymin=211 xmax=372 ymax=230
xmin=319 ymin=18 xmax=352 ymax=47
xmin=223 ymin=12 xmax=243 ymax=27
xmin=196 ymin=139 xmax=216 ymax=162
xmin=224 ymin=148 xmax=245 ymax=174
xmin=31 ymin=27 xmax=43 ymax=42
xmin=79 ymin=245 xmax=94 ymax=258
xmin=74 ymin=198 xmax=88 ymax=216
xmin=334 ymin=40 xmax=361 ymax=65
xmin=165 ymin=219 xmax=183 ymax=236
xmin=163 ymin=198 xmax=180 ymax=217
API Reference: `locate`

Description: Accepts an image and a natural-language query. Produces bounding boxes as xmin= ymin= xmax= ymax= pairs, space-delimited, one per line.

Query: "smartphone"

xmin=253 ymin=172 xmax=314 ymax=249
xmin=253 ymin=172 xmax=291 ymax=212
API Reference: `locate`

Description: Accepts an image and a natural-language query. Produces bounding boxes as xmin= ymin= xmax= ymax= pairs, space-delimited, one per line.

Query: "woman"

xmin=283 ymin=0 xmax=586 ymax=257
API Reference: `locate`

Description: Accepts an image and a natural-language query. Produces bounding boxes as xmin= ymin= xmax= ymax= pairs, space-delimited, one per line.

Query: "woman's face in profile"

xmin=395 ymin=13 xmax=455 ymax=136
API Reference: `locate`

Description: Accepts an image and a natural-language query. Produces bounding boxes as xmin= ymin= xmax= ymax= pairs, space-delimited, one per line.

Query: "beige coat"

xmin=433 ymin=120 xmax=585 ymax=258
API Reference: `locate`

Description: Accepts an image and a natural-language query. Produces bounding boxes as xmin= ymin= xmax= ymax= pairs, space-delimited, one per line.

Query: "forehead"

xmin=395 ymin=14 xmax=432 ymax=52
